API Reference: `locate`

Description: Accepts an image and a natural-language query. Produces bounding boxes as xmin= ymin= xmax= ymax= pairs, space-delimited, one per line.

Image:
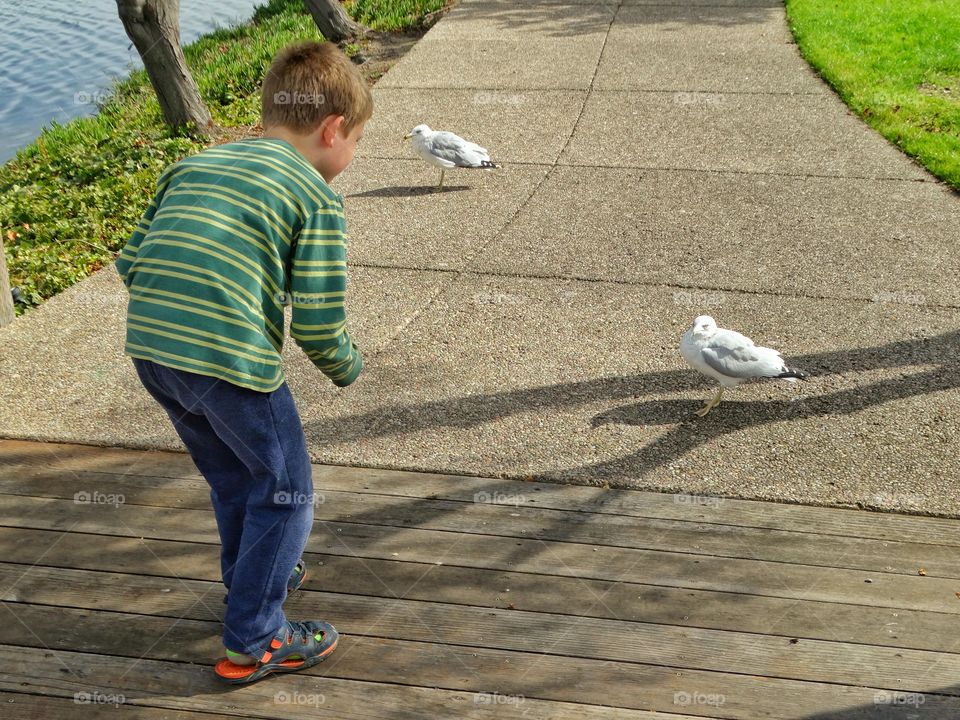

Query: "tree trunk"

xmin=0 ymin=237 xmax=14 ymax=327
xmin=303 ymin=0 xmax=363 ymax=43
xmin=116 ymin=0 xmax=213 ymax=135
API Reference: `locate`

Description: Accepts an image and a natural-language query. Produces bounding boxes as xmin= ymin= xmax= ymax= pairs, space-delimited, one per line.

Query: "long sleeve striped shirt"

xmin=115 ymin=138 xmax=363 ymax=392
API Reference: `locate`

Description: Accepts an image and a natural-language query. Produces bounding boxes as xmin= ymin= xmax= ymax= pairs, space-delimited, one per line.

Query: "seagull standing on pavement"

xmin=404 ymin=124 xmax=500 ymax=191
xmin=680 ymin=315 xmax=807 ymax=417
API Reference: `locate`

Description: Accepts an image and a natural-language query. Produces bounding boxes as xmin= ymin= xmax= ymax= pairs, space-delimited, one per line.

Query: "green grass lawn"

xmin=0 ymin=0 xmax=446 ymax=313
xmin=786 ymin=0 xmax=960 ymax=190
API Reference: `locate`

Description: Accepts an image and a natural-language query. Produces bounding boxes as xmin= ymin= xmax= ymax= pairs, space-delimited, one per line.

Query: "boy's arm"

xmin=115 ymin=167 xmax=174 ymax=288
xmin=289 ymin=205 xmax=363 ymax=387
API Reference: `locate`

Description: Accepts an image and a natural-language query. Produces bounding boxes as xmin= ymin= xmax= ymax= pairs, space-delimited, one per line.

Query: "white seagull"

xmin=404 ymin=124 xmax=500 ymax=191
xmin=679 ymin=315 xmax=807 ymax=417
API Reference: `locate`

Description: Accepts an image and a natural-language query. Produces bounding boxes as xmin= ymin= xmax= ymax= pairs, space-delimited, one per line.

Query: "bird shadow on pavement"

xmin=345 ymin=185 xmax=471 ymax=199
xmin=541 ymin=328 xmax=959 ymax=484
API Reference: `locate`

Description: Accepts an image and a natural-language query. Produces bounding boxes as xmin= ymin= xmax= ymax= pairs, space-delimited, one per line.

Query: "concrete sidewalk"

xmin=2 ymin=0 xmax=958 ymax=514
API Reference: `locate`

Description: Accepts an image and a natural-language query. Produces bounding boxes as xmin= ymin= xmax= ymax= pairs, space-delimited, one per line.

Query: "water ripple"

xmin=0 ymin=0 xmax=261 ymax=163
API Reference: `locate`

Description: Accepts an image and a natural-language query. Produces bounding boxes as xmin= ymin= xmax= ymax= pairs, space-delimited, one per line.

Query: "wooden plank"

xmin=308 ymin=464 xmax=960 ymax=546
xmin=0 ymin=643 xmax=717 ymax=720
xmin=4 ymin=438 xmax=960 ymax=546
xmin=4 ymin=564 xmax=960 ymax=692
xmin=0 ymin=496 xmax=955 ymax=613
xmin=1 ymin=608 xmax=951 ymax=719
xmin=0 ymin=691 xmax=244 ymax=720
xmin=1 ymin=471 xmax=957 ymax=579
xmin=0 ymin=439 xmax=199 ymax=479
xmin=3 ymin=527 xmax=952 ymax=654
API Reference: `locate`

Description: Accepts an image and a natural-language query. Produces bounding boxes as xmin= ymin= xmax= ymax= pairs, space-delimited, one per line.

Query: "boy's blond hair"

xmin=261 ymin=41 xmax=373 ymax=133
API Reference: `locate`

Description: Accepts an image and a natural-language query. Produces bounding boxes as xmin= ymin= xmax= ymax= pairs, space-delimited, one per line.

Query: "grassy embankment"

xmin=0 ymin=0 xmax=445 ymax=314
xmin=786 ymin=0 xmax=960 ymax=189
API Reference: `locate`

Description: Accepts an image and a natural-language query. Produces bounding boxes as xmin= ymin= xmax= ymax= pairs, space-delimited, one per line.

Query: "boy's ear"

xmin=318 ymin=114 xmax=346 ymax=147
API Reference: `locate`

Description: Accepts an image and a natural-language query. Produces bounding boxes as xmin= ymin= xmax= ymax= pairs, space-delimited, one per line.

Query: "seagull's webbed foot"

xmin=694 ymin=388 xmax=724 ymax=417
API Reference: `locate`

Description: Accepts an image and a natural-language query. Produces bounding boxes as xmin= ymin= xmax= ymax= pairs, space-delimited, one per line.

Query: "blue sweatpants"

xmin=132 ymin=358 xmax=314 ymax=657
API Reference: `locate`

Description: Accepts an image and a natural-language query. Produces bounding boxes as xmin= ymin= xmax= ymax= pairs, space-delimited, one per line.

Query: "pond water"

xmin=0 ymin=0 xmax=263 ymax=163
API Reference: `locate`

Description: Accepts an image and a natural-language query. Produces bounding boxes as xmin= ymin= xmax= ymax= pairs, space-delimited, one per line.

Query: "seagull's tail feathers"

xmin=475 ymin=159 xmax=501 ymax=170
xmin=776 ymin=368 xmax=808 ymax=382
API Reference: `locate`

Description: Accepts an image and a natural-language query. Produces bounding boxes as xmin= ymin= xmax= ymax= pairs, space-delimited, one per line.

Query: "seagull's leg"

xmin=437 ymin=169 xmax=445 ymax=192
xmin=694 ymin=387 xmax=724 ymax=417
xmin=711 ymin=387 xmax=725 ymax=411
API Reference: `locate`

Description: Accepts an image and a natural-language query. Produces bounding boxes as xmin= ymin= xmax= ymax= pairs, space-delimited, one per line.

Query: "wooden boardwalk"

xmin=0 ymin=440 xmax=958 ymax=718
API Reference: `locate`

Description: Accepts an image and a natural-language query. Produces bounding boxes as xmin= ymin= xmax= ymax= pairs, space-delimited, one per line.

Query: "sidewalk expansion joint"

xmin=362 ymin=0 xmax=625 ymax=359
xmin=350 ymin=262 xmax=960 ymax=311
xmin=355 ymin=154 xmax=934 ymax=184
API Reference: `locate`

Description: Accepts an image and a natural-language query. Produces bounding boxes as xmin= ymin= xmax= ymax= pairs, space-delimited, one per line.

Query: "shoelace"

xmin=285 ymin=621 xmax=323 ymax=646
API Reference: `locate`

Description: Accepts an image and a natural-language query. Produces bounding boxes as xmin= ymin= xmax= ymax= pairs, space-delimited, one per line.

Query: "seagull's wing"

xmin=701 ymin=329 xmax=787 ymax=380
xmin=428 ymin=131 xmax=491 ymax=168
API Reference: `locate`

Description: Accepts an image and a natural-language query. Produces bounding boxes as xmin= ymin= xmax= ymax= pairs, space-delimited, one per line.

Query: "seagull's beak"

xmin=402 ymin=133 xmax=412 ymax=142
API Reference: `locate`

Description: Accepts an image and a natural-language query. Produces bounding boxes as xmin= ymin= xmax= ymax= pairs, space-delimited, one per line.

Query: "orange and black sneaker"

xmin=215 ymin=620 xmax=338 ymax=685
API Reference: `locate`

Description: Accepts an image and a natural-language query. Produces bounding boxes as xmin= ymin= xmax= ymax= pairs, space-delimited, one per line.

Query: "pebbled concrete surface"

xmin=358 ymin=88 xmax=584 ymax=165
xmin=561 ymin=91 xmax=930 ymax=179
xmin=595 ymin=4 xmax=827 ymax=93
xmin=2 ymin=0 xmax=958 ymax=515
xmin=472 ymin=165 xmax=960 ymax=305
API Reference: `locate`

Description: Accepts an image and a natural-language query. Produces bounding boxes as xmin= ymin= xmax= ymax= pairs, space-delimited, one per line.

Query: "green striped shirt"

xmin=115 ymin=138 xmax=363 ymax=392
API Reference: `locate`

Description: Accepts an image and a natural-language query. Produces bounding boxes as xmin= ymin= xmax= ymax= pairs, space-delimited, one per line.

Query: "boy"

xmin=115 ymin=41 xmax=371 ymax=684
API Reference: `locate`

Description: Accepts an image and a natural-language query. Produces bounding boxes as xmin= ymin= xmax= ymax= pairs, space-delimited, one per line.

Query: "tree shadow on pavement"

xmin=543 ymin=328 xmax=958 ymax=483
xmin=303 ymin=327 xmax=959 ymax=484
xmin=445 ymin=0 xmax=779 ymax=38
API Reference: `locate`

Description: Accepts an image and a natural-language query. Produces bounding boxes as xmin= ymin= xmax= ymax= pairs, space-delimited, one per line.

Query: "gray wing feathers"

xmin=701 ymin=334 xmax=787 ymax=379
xmin=429 ymin=132 xmax=490 ymax=167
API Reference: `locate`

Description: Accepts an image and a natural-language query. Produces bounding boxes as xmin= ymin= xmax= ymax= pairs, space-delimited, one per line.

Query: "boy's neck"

xmin=262 ymin=126 xmax=328 ymax=181
xmin=263 ymin=125 xmax=304 ymax=148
